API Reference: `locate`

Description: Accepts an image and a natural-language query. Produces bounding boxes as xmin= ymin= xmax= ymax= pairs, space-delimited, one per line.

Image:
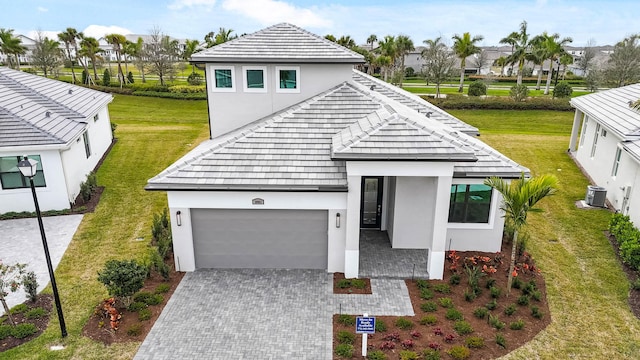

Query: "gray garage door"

xmin=191 ymin=209 xmax=328 ymax=269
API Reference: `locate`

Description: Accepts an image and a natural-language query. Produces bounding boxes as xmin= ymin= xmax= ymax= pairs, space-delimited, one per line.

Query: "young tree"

xmin=500 ymin=21 xmax=531 ymax=85
xmin=421 ymin=36 xmax=456 ymax=98
xmin=147 ymin=27 xmax=179 ymax=86
xmin=452 ymin=32 xmax=484 ymax=92
xmin=470 ymin=49 xmax=490 ymax=75
xmin=57 ymin=27 xmax=81 ymax=83
xmin=604 ymin=34 xmax=640 ymax=87
xmin=484 ymin=174 xmax=558 ymax=295
xmin=0 ymin=262 xmax=27 ymax=326
xmin=32 ymin=32 xmax=62 ymax=77
xmin=97 ymin=259 xmax=147 ymax=307
xmin=577 ymin=39 xmax=597 ymax=76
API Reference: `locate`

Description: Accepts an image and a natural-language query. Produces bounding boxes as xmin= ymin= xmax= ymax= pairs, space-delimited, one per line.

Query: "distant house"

xmin=147 ymin=23 xmax=528 ymax=280
xmin=569 ymin=84 xmax=640 ymax=225
xmin=0 ymin=67 xmax=113 ymax=213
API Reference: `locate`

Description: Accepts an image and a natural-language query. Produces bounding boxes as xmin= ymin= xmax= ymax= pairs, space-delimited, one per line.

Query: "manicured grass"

xmin=0 ymin=95 xmax=209 ymax=359
xmin=448 ymin=109 xmax=574 ymax=135
xmin=453 ymin=110 xmax=640 ymax=358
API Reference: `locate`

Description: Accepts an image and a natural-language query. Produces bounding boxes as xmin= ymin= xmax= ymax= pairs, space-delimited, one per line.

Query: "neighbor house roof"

xmin=147 ymin=72 xmax=528 ymax=191
xmin=191 ymin=23 xmax=365 ymax=64
xmin=0 ymin=67 xmax=113 ymax=148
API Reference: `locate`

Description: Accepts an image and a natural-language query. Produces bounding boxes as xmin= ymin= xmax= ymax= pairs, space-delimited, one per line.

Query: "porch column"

xmin=568 ymin=109 xmax=583 ymax=152
xmin=345 ymin=175 xmax=361 ymax=278
xmin=427 ymin=176 xmax=452 ymax=280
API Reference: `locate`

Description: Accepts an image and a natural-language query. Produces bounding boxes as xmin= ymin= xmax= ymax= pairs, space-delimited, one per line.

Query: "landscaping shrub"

xmin=449 ymin=274 xmax=461 ymax=285
xmin=438 ymin=297 xmax=454 ymax=308
xmin=367 ymin=350 xmax=387 ymax=360
xmin=453 ymin=320 xmax=473 ymax=335
xmin=155 ymin=283 xmax=171 ymax=294
xmin=22 ymin=271 xmax=38 ymax=303
xmin=169 ymin=85 xmax=206 ymax=93
xmin=383 ymin=332 xmax=401 ymax=341
xmin=420 ymin=288 xmax=434 ymax=300
xmin=401 ymin=339 xmax=415 ymax=349
xmin=504 ymin=304 xmax=517 ymax=316
xmin=517 ymin=295 xmax=530 ymax=306
xmin=445 ymin=308 xmax=463 ymax=321
xmin=420 ymin=301 xmax=437 ymax=312
xmin=608 ymin=213 xmax=640 ymax=270
xmin=465 ymin=336 xmax=485 ymax=348
xmin=511 ymin=277 xmax=523 ymax=289
xmin=395 ymin=317 xmax=414 ymax=329
xmin=138 ymin=308 xmax=152 ymax=321
xmin=335 ymin=343 xmax=354 ymax=358
xmin=485 ymin=278 xmax=496 ymax=289
xmin=10 ymin=304 xmax=28 ymax=314
xmin=490 ymin=286 xmax=501 ymax=298
xmin=127 ymin=301 xmax=147 ymax=312
xmin=337 ymin=314 xmax=355 ymax=326
xmin=464 ymin=289 xmax=476 ymax=302
xmin=423 ymin=95 xmax=572 ymax=111
xmin=433 ymin=284 xmax=451 ymax=294
xmin=187 ymin=72 xmax=203 ymax=85
xmin=486 ymin=299 xmax=498 ymax=310
xmin=447 ymin=345 xmax=471 ymax=360
xmin=553 ymin=82 xmax=573 ymax=98
xmin=420 ymin=315 xmax=437 ymax=325
xmin=350 ymin=279 xmax=366 ymax=289
xmin=467 ymin=81 xmax=487 ymax=96
xmin=489 ymin=314 xmax=505 ymax=330
xmin=496 ymin=333 xmax=507 ymax=349
xmin=132 ymin=91 xmax=207 ymax=100
xmin=531 ymin=289 xmax=543 ymax=301
xmin=531 ymin=305 xmax=544 ymax=319
xmin=337 ymin=279 xmax=351 ymax=288
xmin=509 ymin=84 xmax=529 ymax=102
xmin=337 ymin=330 xmax=355 ymax=344
xmin=510 ymin=319 xmax=525 ymax=330
xmin=97 ymin=259 xmax=148 ymax=307
xmin=102 ymin=69 xmax=111 ymax=86
xmin=11 ymin=323 xmax=37 ymax=339
xmin=423 ymin=348 xmax=441 ymax=360
xmin=631 ymin=278 xmax=640 ymax=291
xmin=0 ymin=325 xmax=12 ymax=340
xmin=473 ymin=307 xmax=488 ymax=319
xmin=127 ymin=71 xmax=134 ymax=84
xmin=127 ymin=323 xmax=143 ymax=337
xmin=25 ymin=307 xmax=46 ymax=319
xmin=399 ymin=350 xmax=418 ymax=360
xmin=415 ymin=279 xmax=430 ymax=289
xmin=375 ymin=319 xmax=387 ymax=332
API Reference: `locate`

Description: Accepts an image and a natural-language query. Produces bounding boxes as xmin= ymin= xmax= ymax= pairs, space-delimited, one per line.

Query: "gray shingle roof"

xmin=147 ymin=76 xmax=527 ymax=191
xmin=352 ymin=71 xmax=480 ymax=136
xmin=191 ymin=23 xmax=365 ymax=64
xmin=571 ymin=83 xmax=640 ymax=140
xmin=0 ymin=67 xmax=113 ymax=147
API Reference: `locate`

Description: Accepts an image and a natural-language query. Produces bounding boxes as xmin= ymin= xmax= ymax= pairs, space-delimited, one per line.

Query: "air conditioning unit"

xmin=585 ymin=185 xmax=607 ymax=207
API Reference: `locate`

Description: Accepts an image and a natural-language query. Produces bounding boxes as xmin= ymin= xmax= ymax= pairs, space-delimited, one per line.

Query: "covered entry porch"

xmin=359 ymin=230 xmax=429 ymax=279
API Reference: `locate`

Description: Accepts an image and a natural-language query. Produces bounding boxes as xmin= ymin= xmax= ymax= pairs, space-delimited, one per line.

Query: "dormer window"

xmin=243 ymin=66 xmax=267 ymax=93
xmin=276 ymin=66 xmax=300 ymax=93
xmin=212 ymin=66 xmax=235 ymax=92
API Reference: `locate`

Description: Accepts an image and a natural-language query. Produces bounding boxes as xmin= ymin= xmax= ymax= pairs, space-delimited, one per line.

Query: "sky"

xmin=0 ymin=0 xmax=638 ymax=47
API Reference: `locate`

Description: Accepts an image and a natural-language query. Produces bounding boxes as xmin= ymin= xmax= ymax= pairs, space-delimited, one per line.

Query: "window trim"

xmin=0 ymin=155 xmax=46 ymax=190
xmin=242 ymin=66 xmax=267 ymax=93
xmin=591 ymin=123 xmax=600 ymax=158
xmin=83 ymin=131 xmax=91 ymax=159
xmin=275 ymin=66 xmax=300 ymax=93
xmin=448 ymin=184 xmax=493 ymax=225
xmin=579 ymin=116 xmax=588 ymax=146
xmin=211 ymin=66 xmax=236 ymax=92
xmin=612 ymin=147 xmax=622 ymax=177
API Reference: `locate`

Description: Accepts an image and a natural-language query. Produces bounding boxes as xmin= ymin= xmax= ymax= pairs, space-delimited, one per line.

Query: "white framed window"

xmin=591 ymin=124 xmax=600 ymax=158
xmin=275 ymin=66 xmax=300 ymax=93
xmin=83 ymin=131 xmax=91 ymax=158
xmin=602 ymin=129 xmax=607 ymax=137
xmin=211 ymin=66 xmax=235 ymax=92
xmin=242 ymin=66 xmax=267 ymax=93
xmin=579 ymin=116 xmax=588 ymax=146
xmin=612 ymin=147 xmax=622 ymax=177
xmin=0 ymin=155 xmax=46 ymax=189
xmin=93 ymin=113 xmax=99 ymax=122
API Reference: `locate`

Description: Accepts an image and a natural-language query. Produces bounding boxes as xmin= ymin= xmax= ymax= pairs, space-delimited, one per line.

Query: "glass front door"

xmin=360 ymin=177 xmax=383 ymax=228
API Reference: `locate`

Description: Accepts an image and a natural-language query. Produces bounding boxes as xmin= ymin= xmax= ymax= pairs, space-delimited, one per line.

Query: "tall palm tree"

xmin=377 ymin=35 xmax=397 ymax=82
xmin=375 ymin=55 xmax=392 ymax=82
xmin=336 ymin=35 xmax=356 ymax=49
xmin=452 ymin=32 xmax=484 ymax=92
xmin=559 ymin=53 xmax=573 ymax=80
xmin=366 ymin=34 xmax=377 ymax=49
xmin=183 ymin=39 xmax=200 ymax=73
xmin=395 ymin=35 xmax=415 ymax=87
xmin=484 ymin=174 xmax=558 ymax=295
xmin=129 ymin=37 xmax=146 ymax=83
xmin=527 ymin=36 xmax=549 ymax=90
xmin=539 ymin=32 xmax=573 ymax=94
xmin=500 ymin=21 xmax=530 ymax=84
xmin=79 ymin=36 xmax=103 ymax=83
xmin=0 ymin=28 xmax=27 ymax=70
xmin=57 ymin=28 xmax=80 ymax=83
xmin=495 ymin=56 xmax=508 ymax=76
xmin=104 ymin=33 xmax=127 ymax=86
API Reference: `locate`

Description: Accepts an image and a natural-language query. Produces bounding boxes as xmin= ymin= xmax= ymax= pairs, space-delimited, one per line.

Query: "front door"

xmin=360 ymin=177 xmax=383 ymax=228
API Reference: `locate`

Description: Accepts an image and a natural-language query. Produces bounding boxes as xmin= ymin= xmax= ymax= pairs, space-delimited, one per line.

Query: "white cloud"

xmin=82 ymin=25 xmax=133 ymax=39
xmin=168 ymin=0 xmax=216 ymax=10
xmin=37 ymin=6 xmax=48 ymax=12
xmin=222 ymin=0 xmax=332 ymax=28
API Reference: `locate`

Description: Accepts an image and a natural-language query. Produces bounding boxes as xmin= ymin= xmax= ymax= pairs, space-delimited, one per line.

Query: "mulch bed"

xmin=82 ymin=258 xmax=184 ymax=344
xmin=604 ymin=231 xmax=640 ymax=319
xmin=0 ymin=294 xmax=53 ymax=352
xmin=333 ymin=242 xmax=551 ymax=359
xmin=333 ymin=273 xmax=372 ymax=295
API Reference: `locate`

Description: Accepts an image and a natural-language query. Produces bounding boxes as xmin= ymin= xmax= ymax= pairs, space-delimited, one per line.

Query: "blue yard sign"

xmin=355 ymin=316 xmax=376 ymax=334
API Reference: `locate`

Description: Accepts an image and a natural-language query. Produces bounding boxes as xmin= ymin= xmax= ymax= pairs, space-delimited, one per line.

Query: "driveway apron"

xmin=135 ymin=269 xmax=334 ymax=360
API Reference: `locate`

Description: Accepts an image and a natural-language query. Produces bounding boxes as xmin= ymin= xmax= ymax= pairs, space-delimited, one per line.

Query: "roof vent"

xmin=425 ymin=112 xmax=432 ymax=118
xmin=45 ymin=111 xmax=51 ymax=117
xmin=68 ymin=89 xmax=73 ymax=95
xmin=370 ymin=85 xmax=375 ymax=91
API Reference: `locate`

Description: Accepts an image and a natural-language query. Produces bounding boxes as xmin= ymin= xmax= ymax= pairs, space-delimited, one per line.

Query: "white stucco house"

xmin=0 ymin=67 xmax=114 ymax=213
xmin=146 ymin=23 xmax=528 ymax=279
xmin=568 ymin=84 xmax=640 ymax=225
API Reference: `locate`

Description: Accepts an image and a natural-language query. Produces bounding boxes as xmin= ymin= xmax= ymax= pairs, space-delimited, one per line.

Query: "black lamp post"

xmin=17 ymin=156 xmax=67 ymax=338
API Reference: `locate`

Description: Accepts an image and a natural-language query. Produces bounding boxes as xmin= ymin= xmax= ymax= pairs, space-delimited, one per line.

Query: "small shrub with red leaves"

xmin=428 ymin=342 xmax=442 ymax=350
xmin=445 ymin=334 xmax=456 ymax=343
xmin=380 ymin=341 xmax=396 ymax=350
xmin=401 ymin=339 xmax=415 ymax=349
xmin=410 ymin=330 xmax=422 ymax=338
xmin=434 ymin=328 xmax=443 ymax=336
xmin=383 ymin=332 xmax=400 ymax=341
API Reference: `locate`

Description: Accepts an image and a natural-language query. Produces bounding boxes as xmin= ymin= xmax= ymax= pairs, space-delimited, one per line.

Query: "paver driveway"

xmin=135 ymin=269 xmax=334 ymax=360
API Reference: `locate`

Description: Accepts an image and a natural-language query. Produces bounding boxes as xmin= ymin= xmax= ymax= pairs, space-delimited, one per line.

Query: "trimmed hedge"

xmin=609 ymin=213 xmax=640 ymax=270
xmin=132 ymin=91 xmax=207 ymax=100
xmin=422 ymin=96 xmax=573 ymax=111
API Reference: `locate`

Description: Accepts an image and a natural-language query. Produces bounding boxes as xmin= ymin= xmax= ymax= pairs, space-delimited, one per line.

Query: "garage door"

xmin=191 ymin=209 xmax=328 ymax=269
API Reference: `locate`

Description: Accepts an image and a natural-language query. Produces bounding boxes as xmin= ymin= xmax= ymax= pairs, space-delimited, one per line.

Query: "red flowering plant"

xmin=401 ymin=339 xmax=415 ymax=349
xmin=515 ymin=252 xmax=541 ymax=276
xmin=447 ymin=250 xmax=461 ymax=273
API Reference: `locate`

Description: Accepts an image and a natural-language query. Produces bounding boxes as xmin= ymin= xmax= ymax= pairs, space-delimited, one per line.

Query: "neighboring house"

xmin=0 ymin=67 xmax=113 ymax=213
xmin=146 ymin=23 xmax=528 ymax=279
xmin=569 ymin=84 xmax=640 ymax=225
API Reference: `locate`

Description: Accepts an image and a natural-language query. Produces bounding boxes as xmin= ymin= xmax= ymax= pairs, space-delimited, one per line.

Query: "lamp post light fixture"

xmin=17 ymin=156 xmax=67 ymax=338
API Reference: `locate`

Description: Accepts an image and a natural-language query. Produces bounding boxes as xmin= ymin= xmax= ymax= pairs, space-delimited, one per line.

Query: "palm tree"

xmin=337 ymin=35 xmax=356 ymax=49
xmin=495 ymin=56 xmax=508 ymax=76
xmin=0 ymin=28 xmax=27 ymax=70
xmin=79 ymin=36 xmax=103 ymax=83
xmin=375 ymin=55 xmax=392 ymax=82
xmin=500 ymin=21 xmax=530 ymax=84
xmin=452 ymin=32 xmax=484 ymax=92
xmin=57 ymin=28 xmax=80 ymax=83
xmin=395 ymin=35 xmax=415 ymax=87
xmin=527 ymin=36 xmax=548 ymax=90
xmin=539 ymin=32 xmax=573 ymax=94
xmin=377 ymin=35 xmax=397 ymax=82
xmin=129 ymin=37 xmax=146 ymax=83
xmin=366 ymin=34 xmax=377 ymax=49
xmin=484 ymin=174 xmax=558 ymax=295
xmin=559 ymin=53 xmax=573 ymax=80
xmin=183 ymin=39 xmax=200 ymax=73
xmin=104 ymin=33 xmax=127 ymax=86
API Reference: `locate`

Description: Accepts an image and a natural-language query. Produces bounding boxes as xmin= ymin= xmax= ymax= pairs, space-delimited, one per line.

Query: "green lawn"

xmin=0 ymin=95 xmax=209 ymax=359
xmin=4 ymin=100 xmax=640 ymax=358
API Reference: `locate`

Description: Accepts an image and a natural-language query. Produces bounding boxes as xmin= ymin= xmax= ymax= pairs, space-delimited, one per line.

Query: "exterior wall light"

xmin=336 ymin=213 xmax=341 ymax=228
xmin=176 ymin=210 xmax=182 ymax=226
